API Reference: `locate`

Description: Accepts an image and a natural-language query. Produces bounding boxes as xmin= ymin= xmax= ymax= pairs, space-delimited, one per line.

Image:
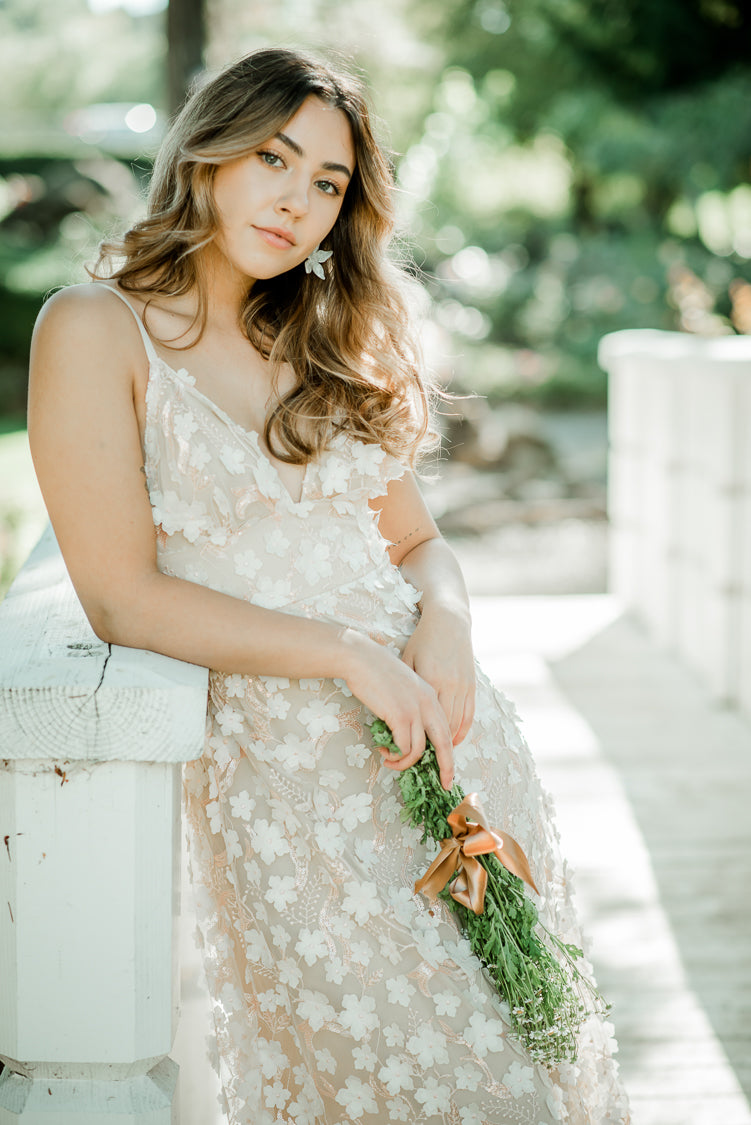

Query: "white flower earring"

xmin=304 ymin=245 xmax=333 ymax=280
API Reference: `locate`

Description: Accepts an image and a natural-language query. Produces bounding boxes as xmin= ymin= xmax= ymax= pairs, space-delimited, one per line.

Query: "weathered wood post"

xmin=0 ymin=526 xmax=208 ymax=1122
xmin=600 ymin=329 xmax=751 ymax=720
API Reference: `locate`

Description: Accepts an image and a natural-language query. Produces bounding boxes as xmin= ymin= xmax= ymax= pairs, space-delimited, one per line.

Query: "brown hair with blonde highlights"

xmin=93 ymin=47 xmax=438 ymax=467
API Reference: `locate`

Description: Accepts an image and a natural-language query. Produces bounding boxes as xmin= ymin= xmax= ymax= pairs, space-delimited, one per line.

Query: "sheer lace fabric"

xmin=142 ymin=353 xmax=631 ymax=1125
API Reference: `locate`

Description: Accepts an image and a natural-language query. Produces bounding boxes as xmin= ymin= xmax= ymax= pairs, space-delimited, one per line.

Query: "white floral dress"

xmin=109 ymin=286 xmax=631 ymax=1125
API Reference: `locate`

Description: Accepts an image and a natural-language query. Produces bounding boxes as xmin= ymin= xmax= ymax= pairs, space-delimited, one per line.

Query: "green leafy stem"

xmin=370 ymin=717 xmax=610 ymax=1066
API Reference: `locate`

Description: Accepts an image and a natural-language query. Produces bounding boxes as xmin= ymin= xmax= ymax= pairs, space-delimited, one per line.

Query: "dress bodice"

xmin=100 ymin=281 xmax=421 ymax=638
xmin=142 ymin=351 xmax=422 ymax=639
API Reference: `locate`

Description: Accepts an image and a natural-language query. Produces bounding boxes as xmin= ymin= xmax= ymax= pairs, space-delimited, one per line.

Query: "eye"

xmin=316 ymin=179 xmax=341 ymax=197
xmin=258 ymin=149 xmax=284 ymax=168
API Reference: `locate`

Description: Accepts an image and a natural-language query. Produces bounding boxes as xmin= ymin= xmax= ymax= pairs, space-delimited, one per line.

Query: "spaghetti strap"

xmin=97 ymin=283 xmax=159 ymax=366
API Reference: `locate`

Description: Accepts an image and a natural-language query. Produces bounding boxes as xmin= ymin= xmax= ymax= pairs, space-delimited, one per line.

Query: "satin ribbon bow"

xmin=414 ymin=793 xmax=539 ymax=915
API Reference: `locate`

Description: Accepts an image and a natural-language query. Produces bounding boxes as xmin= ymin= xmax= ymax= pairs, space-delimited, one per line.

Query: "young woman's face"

xmin=210 ymin=95 xmax=355 ymax=283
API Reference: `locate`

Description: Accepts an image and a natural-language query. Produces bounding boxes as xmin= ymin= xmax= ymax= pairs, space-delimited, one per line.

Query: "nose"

xmin=275 ymin=178 xmax=309 ymax=219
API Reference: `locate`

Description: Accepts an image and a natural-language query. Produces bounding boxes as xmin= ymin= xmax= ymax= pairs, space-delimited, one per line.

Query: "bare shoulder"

xmin=32 ymin=282 xmax=140 ymax=356
xmin=29 ymin=282 xmax=151 ymax=423
xmin=27 ymin=282 xmax=162 ymax=638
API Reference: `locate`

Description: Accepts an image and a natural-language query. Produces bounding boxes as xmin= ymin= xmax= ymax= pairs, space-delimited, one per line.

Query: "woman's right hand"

xmin=340 ymin=629 xmax=455 ymax=791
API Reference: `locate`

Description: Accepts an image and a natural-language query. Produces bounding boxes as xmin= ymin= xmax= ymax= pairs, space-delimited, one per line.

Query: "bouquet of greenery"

xmin=370 ymin=718 xmax=609 ymax=1066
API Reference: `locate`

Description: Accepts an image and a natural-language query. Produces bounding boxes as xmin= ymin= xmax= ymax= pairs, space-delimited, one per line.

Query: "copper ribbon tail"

xmin=414 ymin=793 xmax=539 ymax=915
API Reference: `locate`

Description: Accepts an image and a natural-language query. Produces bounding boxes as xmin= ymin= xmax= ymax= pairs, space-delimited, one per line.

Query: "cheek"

xmin=211 ymin=188 xmax=237 ymax=232
xmin=214 ymin=165 xmax=258 ymax=221
xmin=316 ymin=197 xmax=345 ymax=239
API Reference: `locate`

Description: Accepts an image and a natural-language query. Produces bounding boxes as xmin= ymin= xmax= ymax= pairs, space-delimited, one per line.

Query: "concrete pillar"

xmin=0 ymin=527 xmax=208 ymax=1121
xmin=599 ymin=330 xmax=751 ymax=718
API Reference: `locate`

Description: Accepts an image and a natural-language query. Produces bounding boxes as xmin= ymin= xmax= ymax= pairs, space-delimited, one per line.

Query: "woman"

xmin=28 ymin=47 xmax=630 ymax=1125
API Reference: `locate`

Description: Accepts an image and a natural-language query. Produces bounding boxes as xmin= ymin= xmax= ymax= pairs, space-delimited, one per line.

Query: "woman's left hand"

xmin=401 ymin=604 xmax=476 ymax=746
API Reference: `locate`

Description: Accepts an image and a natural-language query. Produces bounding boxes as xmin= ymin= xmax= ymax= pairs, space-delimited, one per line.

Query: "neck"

xmin=197 ymin=244 xmax=256 ymax=330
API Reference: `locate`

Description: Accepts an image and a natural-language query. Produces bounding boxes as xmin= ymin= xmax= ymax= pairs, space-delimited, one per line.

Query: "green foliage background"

xmin=1 ymin=0 xmax=750 ymax=415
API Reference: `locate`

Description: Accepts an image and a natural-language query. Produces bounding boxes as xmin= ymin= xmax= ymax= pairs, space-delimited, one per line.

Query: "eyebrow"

xmin=275 ymin=132 xmax=353 ymax=180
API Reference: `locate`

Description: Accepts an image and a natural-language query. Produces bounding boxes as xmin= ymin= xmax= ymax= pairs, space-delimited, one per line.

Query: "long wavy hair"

xmin=93 ymin=47 xmax=438 ymax=466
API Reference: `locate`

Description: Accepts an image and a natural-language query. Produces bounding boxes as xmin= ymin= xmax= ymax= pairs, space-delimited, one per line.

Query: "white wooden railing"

xmin=600 ymin=329 xmax=751 ymax=722
xmin=0 ymin=526 xmax=208 ymax=1123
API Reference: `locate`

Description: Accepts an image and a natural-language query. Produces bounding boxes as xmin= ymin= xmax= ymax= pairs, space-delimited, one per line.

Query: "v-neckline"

xmin=101 ymin=279 xmax=314 ymax=507
xmin=149 ymin=355 xmax=313 ymax=508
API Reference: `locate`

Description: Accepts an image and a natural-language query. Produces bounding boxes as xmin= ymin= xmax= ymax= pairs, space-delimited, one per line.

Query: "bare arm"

xmin=372 ymin=473 xmax=476 ymax=744
xmin=27 ymin=285 xmax=454 ymax=784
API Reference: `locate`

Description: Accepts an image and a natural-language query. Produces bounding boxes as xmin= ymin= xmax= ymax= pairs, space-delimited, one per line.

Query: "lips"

xmin=253 ymin=226 xmax=296 ymax=248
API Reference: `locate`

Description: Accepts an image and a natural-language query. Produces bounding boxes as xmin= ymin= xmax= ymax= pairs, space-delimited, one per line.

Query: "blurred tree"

xmin=540 ymin=0 xmax=750 ymax=96
xmin=206 ymin=0 xmax=445 ymax=158
xmin=168 ymin=0 xmax=206 ymax=114
xmin=2 ymin=0 xmax=751 ymax=416
xmin=0 ymin=0 xmax=163 ymax=412
xmin=0 ymin=0 xmax=163 ymax=117
xmin=395 ymin=0 xmax=751 ymax=405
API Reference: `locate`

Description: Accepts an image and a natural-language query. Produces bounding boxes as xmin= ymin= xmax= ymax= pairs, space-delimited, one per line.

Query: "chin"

xmin=237 ymin=255 xmax=301 ymax=283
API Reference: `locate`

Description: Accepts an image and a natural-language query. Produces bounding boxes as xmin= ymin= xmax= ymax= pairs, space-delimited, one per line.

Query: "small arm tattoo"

xmin=391 ymin=524 xmax=421 ymax=548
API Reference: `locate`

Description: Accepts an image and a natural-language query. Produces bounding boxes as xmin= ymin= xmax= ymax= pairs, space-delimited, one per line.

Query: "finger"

xmin=381 ymin=735 xmax=423 ymax=773
xmin=389 ymin=721 xmax=411 ymax=759
xmin=448 ymin=693 xmax=465 ymax=743
xmin=453 ymin=691 xmax=476 ymax=746
xmin=439 ymin=685 xmax=468 ymax=745
xmin=382 ymin=715 xmax=432 ymax=774
xmin=424 ymin=715 xmax=454 ymax=791
xmin=377 ymin=742 xmax=403 ymax=760
xmin=382 ymin=752 xmax=418 ymax=773
xmin=380 ymin=716 xmax=421 ymax=768
xmin=410 ymin=719 xmax=426 ymax=760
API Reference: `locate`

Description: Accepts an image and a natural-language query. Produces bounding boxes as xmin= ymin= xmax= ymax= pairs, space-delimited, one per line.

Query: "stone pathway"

xmin=175 ymin=594 xmax=751 ymax=1124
